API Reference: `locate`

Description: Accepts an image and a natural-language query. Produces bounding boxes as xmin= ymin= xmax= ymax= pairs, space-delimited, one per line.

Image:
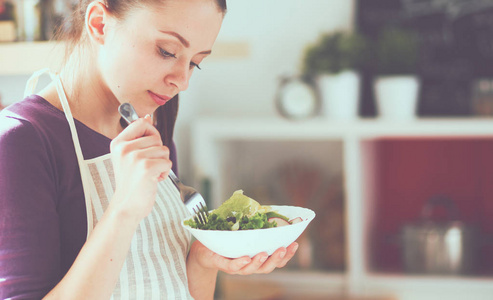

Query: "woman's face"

xmin=98 ymin=0 xmax=223 ymax=116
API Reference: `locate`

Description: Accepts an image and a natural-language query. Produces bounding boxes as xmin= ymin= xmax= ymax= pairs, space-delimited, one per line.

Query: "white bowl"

xmin=181 ymin=205 xmax=316 ymax=258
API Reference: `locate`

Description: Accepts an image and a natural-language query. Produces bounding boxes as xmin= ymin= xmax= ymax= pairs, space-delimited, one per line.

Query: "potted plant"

xmin=302 ymin=31 xmax=368 ymax=120
xmin=373 ymin=26 xmax=421 ymax=120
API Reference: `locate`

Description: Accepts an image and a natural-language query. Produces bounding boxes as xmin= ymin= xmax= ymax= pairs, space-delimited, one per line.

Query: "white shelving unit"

xmin=191 ymin=117 xmax=493 ymax=300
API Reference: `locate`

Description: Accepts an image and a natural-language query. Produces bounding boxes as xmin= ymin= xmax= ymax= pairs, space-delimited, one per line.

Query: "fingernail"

xmin=260 ymin=255 xmax=268 ymax=263
xmin=144 ymin=114 xmax=151 ymax=119
xmin=279 ymin=250 xmax=286 ymax=259
xmin=293 ymin=243 xmax=299 ymax=252
xmin=242 ymin=259 xmax=250 ymax=265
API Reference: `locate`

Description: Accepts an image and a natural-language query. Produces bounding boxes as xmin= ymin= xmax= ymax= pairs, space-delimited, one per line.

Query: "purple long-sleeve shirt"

xmin=0 ymin=95 xmax=178 ymax=299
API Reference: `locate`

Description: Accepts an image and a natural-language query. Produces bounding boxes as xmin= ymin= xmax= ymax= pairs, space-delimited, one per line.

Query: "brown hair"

xmin=56 ymin=0 xmax=227 ymax=147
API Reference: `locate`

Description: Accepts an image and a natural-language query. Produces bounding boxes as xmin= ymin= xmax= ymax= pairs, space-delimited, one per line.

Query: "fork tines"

xmin=193 ymin=202 xmax=209 ymax=225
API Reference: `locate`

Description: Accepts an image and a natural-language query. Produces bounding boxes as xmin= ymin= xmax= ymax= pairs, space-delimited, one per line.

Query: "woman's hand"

xmin=109 ymin=116 xmax=172 ymax=221
xmin=189 ymin=240 xmax=299 ymax=275
xmin=187 ymin=240 xmax=299 ymax=300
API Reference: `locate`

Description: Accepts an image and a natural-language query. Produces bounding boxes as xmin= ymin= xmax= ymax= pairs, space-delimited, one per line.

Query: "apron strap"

xmin=25 ymin=69 xmax=94 ymax=238
xmin=24 ymin=68 xmax=55 ymax=98
xmin=54 ymin=76 xmax=95 ymax=238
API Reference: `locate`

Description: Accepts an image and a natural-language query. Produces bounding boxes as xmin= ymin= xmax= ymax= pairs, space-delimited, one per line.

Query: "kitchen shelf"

xmin=0 ymin=41 xmax=250 ymax=76
xmin=364 ymin=274 xmax=493 ymax=300
xmin=218 ymin=270 xmax=346 ymax=299
xmin=191 ymin=117 xmax=493 ymax=300
xmin=192 ymin=117 xmax=493 ymax=141
xmin=0 ymin=41 xmax=64 ymax=75
xmin=219 ymin=271 xmax=493 ymax=300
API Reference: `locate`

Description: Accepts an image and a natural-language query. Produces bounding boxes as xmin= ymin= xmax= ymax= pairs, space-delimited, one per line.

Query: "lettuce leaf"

xmin=185 ymin=212 xmax=278 ymax=231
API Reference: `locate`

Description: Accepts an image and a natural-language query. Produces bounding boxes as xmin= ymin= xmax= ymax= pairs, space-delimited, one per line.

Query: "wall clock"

xmin=275 ymin=76 xmax=320 ymax=120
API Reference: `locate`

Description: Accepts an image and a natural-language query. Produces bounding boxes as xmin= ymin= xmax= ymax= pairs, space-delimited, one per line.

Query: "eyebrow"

xmin=159 ymin=30 xmax=212 ymax=55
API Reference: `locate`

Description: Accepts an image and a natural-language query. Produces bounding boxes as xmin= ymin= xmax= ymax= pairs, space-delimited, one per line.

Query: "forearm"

xmin=44 ymin=203 xmax=140 ymax=300
xmin=186 ymin=243 xmax=219 ymax=300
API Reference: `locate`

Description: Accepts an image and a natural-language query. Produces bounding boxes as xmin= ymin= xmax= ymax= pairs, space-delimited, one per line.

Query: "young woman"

xmin=0 ymin=0 xmax=299 ymax=299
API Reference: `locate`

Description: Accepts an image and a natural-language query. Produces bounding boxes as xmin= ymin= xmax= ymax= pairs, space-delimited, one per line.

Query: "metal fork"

xmin=167 ymin=171 xmax=209 ymax=224
xmin=118 ymin=102 xmax=209 ymax=224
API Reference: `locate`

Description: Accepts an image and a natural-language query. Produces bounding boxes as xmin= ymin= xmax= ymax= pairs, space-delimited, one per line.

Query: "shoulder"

xmin=1 ymin=95 xmax=65 ymax=136
xmin=0 ymin=95 xmax=79 ymax=191
xmin=0 ymin=96 xmax=64 ymax=155
xmin=0 ymin=102 xmax=44 ymax=153
xmin=0 ymin=98 xmax=61 ymax=190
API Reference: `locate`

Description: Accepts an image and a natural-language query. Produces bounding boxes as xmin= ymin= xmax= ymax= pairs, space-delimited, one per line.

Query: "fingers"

xmin=191 ymin=241 xmax=299 ymax=276
xmin=113 ymin=117 xmax=161 ymax=145
xmin=126 ymin=135 xmax=164 ymax=151
xmin=268 ymin=242 xmax=298 ymax=269
xmin=141 ymin=157 xmax=172 ymax=177
xmin=131 ymin=145 xmax=170 ymax=160
xmin=111 ymin=117 xmax=171 ymax=183
xmin=235 ymin=253 xmax=268 ymax=275
xmin=190 ymin=241 xmax=252 ymax=273
xmin=239 ymin=242 xmax=299 ymax=275
xmin=211 ymin=254 xmax=251 ymax=274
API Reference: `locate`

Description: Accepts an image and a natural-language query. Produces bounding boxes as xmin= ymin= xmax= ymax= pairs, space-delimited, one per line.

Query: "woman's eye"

xmin=159 ymin=47 xmax=202 ymax=70
xmin=190 ymin=62 xmax=202 ymax=70
xmin=158 ymin=47 xmax=177 ymax=59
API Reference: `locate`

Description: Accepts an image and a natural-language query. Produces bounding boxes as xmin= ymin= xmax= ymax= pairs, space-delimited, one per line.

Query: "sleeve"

xmin=0 ymin=117 xmax=61 ymax=299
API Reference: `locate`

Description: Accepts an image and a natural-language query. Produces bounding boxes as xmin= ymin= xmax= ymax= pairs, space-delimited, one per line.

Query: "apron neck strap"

xmin=24 ymin=69 xmax=96 ymax=238
xmin=24 ymin=68 xmax=55 ymax=98
xmin=54 ymin=74 xmax=95 ymax=237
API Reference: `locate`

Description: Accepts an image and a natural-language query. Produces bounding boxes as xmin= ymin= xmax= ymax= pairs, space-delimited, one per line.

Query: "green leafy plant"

xmin=375 ymin=27 xmax=420 ymax=76
xmin=302 ymin=31 xmax=369 ymax=76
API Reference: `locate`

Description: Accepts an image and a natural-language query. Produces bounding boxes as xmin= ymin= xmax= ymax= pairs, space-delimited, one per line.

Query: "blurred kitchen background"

xmin=2 ymin=0 xmax=493 ymax=299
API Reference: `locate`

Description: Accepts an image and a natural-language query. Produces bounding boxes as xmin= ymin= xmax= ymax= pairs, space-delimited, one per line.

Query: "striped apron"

xmin=25 ymin=69 xmax=193 ymax=299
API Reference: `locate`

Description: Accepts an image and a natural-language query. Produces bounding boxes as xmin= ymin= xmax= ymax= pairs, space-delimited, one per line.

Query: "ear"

xmin=85 ymin=1 xmax=109 ymax=45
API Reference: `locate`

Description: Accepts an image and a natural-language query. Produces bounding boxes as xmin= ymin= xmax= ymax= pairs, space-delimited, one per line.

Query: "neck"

xmin=48 ymin=45 xmax=123 ymax=139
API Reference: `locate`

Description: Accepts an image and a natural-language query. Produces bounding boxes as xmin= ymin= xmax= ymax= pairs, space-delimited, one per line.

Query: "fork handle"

xmin=119 ymin=102 xmax=140 ymax=124
xmin=168 ymin=169 xmax=182 ymax=189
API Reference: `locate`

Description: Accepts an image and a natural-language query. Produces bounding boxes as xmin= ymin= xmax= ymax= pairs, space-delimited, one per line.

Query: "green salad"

xmin=184 ymin=190 xmax=292 ymax=231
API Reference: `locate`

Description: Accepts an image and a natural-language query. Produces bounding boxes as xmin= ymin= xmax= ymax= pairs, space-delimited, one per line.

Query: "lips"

xmin=148 ymin=91 xmax=171 ymax=106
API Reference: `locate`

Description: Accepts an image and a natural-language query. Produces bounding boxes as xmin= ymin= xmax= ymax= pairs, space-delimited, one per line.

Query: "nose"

xmin=165 ymin=59 xmax=190 ymax=92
